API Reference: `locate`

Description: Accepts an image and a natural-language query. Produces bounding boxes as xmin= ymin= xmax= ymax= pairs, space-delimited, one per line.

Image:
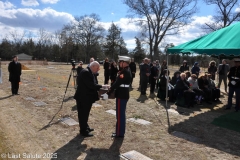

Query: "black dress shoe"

xmin=87 ymin=128 xmax=94 ymax=132
xmin=80 ymin=132 xmax=93 ymax=137
xmin=111 ymin=133 xmax=124 ymax=138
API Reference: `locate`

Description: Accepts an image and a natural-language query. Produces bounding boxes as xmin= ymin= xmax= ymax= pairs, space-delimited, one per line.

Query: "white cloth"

xmin=101 ymin=93 xmax=108 ymax=100
xmin=187 ymin=77 xmax=199 ymax=89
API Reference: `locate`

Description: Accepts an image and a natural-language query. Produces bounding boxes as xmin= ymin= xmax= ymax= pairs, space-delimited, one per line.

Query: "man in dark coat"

xmin=107 ymin=56 xmax=131 ymax=138
xmin=140 ymin=58 xmax=151 ymax=95
xmin=8 ymin=55 xmax=22 ymax=95
xmin=74 ymin=61 xmax=102 ymax=137
xmin=225 ymin=58 xmax=240 ymax=112
xmin=103 ymin=58 xmax=110 ymax=84
xmin=217 ymin=59 xmax=230 ymax=92
xmin=129 ymin=58 xmax=136 ymax=88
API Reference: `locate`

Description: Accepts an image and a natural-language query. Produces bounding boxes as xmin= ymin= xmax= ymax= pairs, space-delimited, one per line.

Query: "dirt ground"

xmin=0 ymin=62 xmax=240 ymax=160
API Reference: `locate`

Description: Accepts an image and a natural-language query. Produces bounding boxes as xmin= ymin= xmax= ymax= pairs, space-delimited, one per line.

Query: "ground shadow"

xmin=168 ymin=102 xmax=240 ymax=157
xmin=84 ymin=138 xmax=124 ymax=160
xmin=136 ymin=94 xmax=148 ymax=103
xmin=71 ymin=105 xmax=77 ymax=111
xmin=51 ymin=134 xmax=86 ymax=160
xmin=51 ymin=136 xmax=123 ymax=160
xmin=0 ymin=95 xmax=12 ymax=100
xmin=63 ymin=96 xmax=74 ymax=102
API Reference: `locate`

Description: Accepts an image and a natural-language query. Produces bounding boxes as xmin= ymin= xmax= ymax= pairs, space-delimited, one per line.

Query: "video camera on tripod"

xmin=70 ymin=59 xmax=76 ymax=69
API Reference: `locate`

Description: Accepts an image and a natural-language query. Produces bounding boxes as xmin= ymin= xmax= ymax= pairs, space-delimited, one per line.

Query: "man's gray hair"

xmin=89 ymin=61 xmax=99 ymax=67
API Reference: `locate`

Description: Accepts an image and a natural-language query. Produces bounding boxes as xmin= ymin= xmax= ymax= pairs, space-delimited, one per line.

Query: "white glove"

xmin=101 ymin=93 xmax=108 ymax=100
xmin=102 ymin=85 xmax=110 ymax=89
xmin=231 ymin=81 xmax=236 ymax=85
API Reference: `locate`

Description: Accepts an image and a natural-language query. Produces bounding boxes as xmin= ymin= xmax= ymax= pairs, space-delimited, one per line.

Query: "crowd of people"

xmin=7 ymin=55 xmax=240 ymax=138
xmin=85 ymin=57 xmax=239 ymax=111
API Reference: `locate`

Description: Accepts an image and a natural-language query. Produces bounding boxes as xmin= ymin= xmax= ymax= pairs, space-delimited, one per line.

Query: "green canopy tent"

xmin=162 ymin=22 xmax=240 ymax=108
xmin=167 ymin=22 xmax=240 ymax=56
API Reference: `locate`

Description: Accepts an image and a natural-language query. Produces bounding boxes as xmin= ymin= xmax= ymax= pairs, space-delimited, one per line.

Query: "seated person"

xmin=198 ymin=73 xmax=212 ymax=104
xmin=187 ymin=74 xmax=204 ymax=105
xmin=171 ymin=71 xmax=181 ymax=86
xmin=184 ymin=71 xmax=191 ymax=80
xmin=175 ymin=73 xmax=196 ymax=108
xmin=158 ymin=69 xmax=175 ymax=102
xmin=207 ymin=73 xmax=220 ymax=102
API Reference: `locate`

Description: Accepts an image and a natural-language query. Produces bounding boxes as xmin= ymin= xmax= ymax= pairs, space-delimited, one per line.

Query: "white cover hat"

xmin=118 ymin=56 xmax=131 ymax=62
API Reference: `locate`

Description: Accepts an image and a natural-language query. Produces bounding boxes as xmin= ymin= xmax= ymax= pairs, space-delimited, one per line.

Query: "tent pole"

xmin=166 ymin=52 xmax=169 ymax=108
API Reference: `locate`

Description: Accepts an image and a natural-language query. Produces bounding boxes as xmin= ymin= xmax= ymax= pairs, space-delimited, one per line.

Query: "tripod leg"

xmin=65 ymin=70 xmax=72 ymax=94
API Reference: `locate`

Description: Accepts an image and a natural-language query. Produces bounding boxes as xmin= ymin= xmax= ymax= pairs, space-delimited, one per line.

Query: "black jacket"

xmin=159 ymin=75 xmax=171 ymax=91
xmin=110 ymin=64 xmax=119 ymax=80
xmin=179 ymin=64 xmax=189 ymax=73
xmin=108 ymin=67 xmax=131 ymax=99
xmin=228 ymin=66 xmax=240 ymax=88
xmin=129 ymin=62 xmax=136 ymax=78
xmin=175 ymin=79 xmax=190 ymax=97
xmin=74 ymin=67 xmax=102 ymax=103
xmin=151 ymin=66 xmax=158 ymax=79
xmin=8 ymin=61 xmax=22 ymax=82
xmin=171 ymin=71 xmax=181 ymax=86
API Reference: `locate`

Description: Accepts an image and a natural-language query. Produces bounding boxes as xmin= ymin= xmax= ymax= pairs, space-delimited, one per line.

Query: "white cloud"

xmin=0 ymin=6 xmax=74 ymax=41
xmin=0 ymin=1 xmax=15 ymax=9
xmin=0 ymin=7 xmax=74 ymax=31
xmin=21 ymin=0 xmax=39 ymax=7
xmin=165 ymin=16 xmax=214 ymax=46
xmin=235 ymin=7 xmax=240 ymax=12
xmin=41 ymin=0 xmax=60 ymax=4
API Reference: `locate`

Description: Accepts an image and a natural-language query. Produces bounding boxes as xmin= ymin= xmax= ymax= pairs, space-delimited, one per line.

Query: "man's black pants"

xmin=11 ymin=80 xmax=19 ymax=94
xmin=76 ymin=100 xmax=92 ymax=133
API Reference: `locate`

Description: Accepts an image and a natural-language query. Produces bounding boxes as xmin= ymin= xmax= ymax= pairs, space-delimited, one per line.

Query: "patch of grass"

xmin=133 ymin=115 xmax=143 ymax=119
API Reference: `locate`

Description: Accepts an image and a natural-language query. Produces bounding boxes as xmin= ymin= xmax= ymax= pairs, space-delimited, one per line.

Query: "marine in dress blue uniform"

xmin=108 ymin=56 xmax=131 ymax=138
xmin=225 ymin=58 xmax=240 ymax=112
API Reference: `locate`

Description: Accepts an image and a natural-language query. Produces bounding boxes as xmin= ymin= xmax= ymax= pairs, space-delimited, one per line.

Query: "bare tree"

xmin=9 ymin=30 xmax=26 ymax=53
xmin=65 ymin=13 xmax=105 ymax=61
xmin=203 ymin=0 xmax=240 ymax=32
xmin=123 ymin=0 xmax=198 ymax=60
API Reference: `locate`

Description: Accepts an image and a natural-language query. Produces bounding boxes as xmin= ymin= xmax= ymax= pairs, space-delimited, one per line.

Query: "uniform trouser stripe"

xmin=117 ymin=98 xmax=121 ymax=136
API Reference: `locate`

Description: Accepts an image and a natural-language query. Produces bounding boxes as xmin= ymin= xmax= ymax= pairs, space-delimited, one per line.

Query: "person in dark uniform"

xmin=74 ymin=61 xmax=102 ymax=137
xmin=103 ymin=58 xmax=110 ymax=84
xmin=8 ymin=55 xmax=22 ymax=95
xmin=225 ymin=58 xmax=240 ymax=112
xmin=107 ymin=56 xmax=131 ymax=138
xmin=179 ymin=60 xmax=189 ymax=73
xmin=129 ymin=58 xmax=136 ymax=88
xmin=140 ymin=58 xmax=151 ymax=95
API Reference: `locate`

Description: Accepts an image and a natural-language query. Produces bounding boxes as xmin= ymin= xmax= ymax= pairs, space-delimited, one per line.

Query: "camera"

xmin=70 ymin=59 xmax=76 ymax=69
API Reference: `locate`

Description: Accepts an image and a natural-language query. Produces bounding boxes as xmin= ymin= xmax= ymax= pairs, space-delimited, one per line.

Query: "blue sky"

xmin=0 ymin=0 xmax=239 ymax=50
